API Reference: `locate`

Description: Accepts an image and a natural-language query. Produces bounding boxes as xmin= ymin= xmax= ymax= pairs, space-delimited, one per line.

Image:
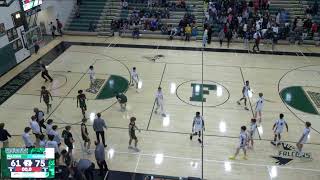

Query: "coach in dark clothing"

xmin=0 ymin=123 xmax=11 ymax=147
xmin=93 ymin=113 xmax=107 ymax=147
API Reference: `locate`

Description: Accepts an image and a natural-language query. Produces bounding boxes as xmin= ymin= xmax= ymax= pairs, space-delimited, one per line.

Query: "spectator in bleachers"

xmin=191 ymin=25 xmax=198 ymax=38
xmin=161 ymin=23 xmax=168 ymax=34
xmin=306 ymin=5 xmax=313 ymax=16
xmin=304 ymin=17 xmax=312 ymax=32
xmin=226 ymin=29 xmax=233 ymax=48
xmin=185 ymin=24 xmax=191 ymax=41
xmin=252 ymin=30 xmax=261 ymax=52
xmin=132 ymin=24 xmax=140 ymax=39
xmin=202 ymin=28 xmax=208 ymax=47
xmin=88 ymin=22 xmax=96 ymax=32
xmin=169 ymin=25 xmax=178 ymax=40
xmin=243 ymin=30 xmax=250 ymax=49
xmin=218 ymin=28 xmax=225 ymax=47
xmin=150 ymin=18 xmax=158 ymax=31
xmin=75 ymin=5 xmax=80 ymax=18
xmin=311 ymin=22 xmax=318 ymax=37
xmin=177 ymin=0 xmax=186 ymax=9
xmin=207 ymin=26 xmax=212 ymax=44
xmin=121 ymin=0 xmax=128 ymax=9
xmin=313 ymin=1 xmax=319 ymax=15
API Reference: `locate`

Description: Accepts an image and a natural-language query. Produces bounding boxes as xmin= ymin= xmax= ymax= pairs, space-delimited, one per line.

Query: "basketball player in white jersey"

xmin=237 ymin=80 xmax=250 ymax=110
xmin=272 ymin=113 xmax=288 ymax=146
xmin=229 ymin=126 xmax=248 ymax=160
xmin=247 ymin=118 xmax=257 ymax=149
xmin=296 ymin=121 xmax=311 ymax=156
xmin=131 ymin=67 xmax=139 ymax=92
xmin=154 ymin=87 xmax=166 ymax=117
xmin=190 ymin=112 xmax=205 ymax=144
xmin=254 ymin=93 xmax=264 ymax=124
xmin=88 ymin=65 xmax=97 ymax=93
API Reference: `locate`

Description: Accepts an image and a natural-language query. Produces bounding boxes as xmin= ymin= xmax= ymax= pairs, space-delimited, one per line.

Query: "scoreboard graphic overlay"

xmin=1 ymin=148 xmax=55 ymax=178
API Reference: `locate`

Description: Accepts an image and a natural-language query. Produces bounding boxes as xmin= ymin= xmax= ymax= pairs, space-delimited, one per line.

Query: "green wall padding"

xmin=0 ymin=44 xmax=17 ymax=76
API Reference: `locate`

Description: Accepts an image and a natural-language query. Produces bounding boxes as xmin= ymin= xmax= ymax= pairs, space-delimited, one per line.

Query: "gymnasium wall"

xmin=37 ymin=0 xmax=75 ymax=35
xmin=0 ymin=0 xmax=31 ymax=76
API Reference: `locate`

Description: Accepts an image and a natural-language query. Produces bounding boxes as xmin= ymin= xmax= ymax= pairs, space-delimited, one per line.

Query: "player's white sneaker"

xmin=128 ymin=145 xmax=133 ymax=149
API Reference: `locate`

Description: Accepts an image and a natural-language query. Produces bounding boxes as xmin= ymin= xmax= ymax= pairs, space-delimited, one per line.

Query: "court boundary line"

xmin=69 ymin=41 xmax=320 ymax=57
xmin=277 ymin=63 xmax=320 ymax=135
xmin=146 ymin=63 xmax=167 ymax=130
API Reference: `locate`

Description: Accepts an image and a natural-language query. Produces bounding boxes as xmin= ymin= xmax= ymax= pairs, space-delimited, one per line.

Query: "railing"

xmin=0 ymin=0 xmax=16 ymax=7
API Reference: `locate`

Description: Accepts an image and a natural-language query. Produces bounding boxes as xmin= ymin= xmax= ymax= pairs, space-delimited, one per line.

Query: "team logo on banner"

xmin=270 ymin=142 xmax=312 ymax=165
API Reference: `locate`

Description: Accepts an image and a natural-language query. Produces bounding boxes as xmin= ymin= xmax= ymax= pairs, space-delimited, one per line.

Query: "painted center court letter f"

xmin=190 ymin=83 xmax=216 ymax=102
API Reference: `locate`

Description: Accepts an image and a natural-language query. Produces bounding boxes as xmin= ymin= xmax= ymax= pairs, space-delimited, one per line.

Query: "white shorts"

xmin=299 ymin=138 xmax=308 ymax=144
xmin=194 ymin=127 xmax=202 ymax=133
xmin=238 ymin=143 xmax=246 ymax=149
xmin=274 ymin=129 xmax=283 ymax=135
xmin=132 ymin=78 xmax=138 ymax=83
xmin=255 ymin=106 xmax=263 ymax=112
xmin=156 ymin=99 xmax=163 ymax=106
xmin=248 ymin=133 xmax=254 ymax=140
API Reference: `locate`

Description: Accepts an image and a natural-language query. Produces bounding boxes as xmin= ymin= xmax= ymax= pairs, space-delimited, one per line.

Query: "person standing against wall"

xmin=34 ymin=41 xmax=40 ymax=54
xmin=49 ymin=22 xmax=56 ymax=38
xmin=56 ymin=19 xmax=63 ymax=36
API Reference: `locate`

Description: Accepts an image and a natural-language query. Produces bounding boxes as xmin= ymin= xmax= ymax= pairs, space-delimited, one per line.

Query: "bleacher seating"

xmin=65 ymin=0 xmax=106 ymax=32
xmin=119 ymin=0 xmax=204 ymax=40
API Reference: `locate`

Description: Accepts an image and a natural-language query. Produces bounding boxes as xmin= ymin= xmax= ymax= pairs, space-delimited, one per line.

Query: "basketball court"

xmin=0 ymin=36 xmax=320 ymax=179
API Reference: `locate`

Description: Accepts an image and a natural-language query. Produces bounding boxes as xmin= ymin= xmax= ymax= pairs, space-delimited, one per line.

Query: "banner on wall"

xmin=6 ymin=28 xmax=19 ymax=42
xmin=11 ymin=38 xmax=23 ymax=52
xmin=23 ymin=25 xmax=42 ymax=49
